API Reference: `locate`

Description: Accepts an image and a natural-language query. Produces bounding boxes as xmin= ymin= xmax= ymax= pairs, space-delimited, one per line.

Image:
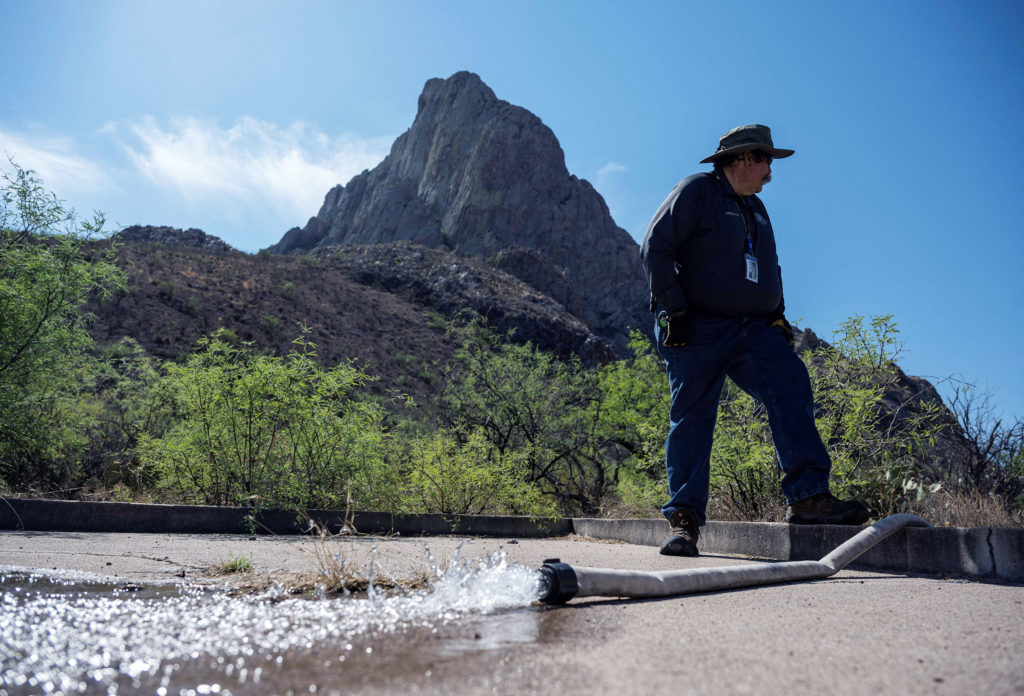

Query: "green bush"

xmin=805 ymin=314 xmax=947 ymax=514
xmin=137 ymin=330 xmax=388 ymax=510
xmin=400 ymin=427 xmax=554 ymax=516
xmin=439 ymin=316 xmax=617 ymax=514
xmin=593 ymin=330 xmax=670 ymax=504
xmin=156 ymin=280 xmax=176 ymax=299
xmin=708 ymin=383 xmax=784 ymax=520
xmin=89 ymin=338 xmax=176 ymax=487
xmin=431 ymin=321 xmax=672 ymax=517
xmin=0 ymin=162 xmax=124 ymax=490
xmin=612 ymin=465 xmax=666 ymax=517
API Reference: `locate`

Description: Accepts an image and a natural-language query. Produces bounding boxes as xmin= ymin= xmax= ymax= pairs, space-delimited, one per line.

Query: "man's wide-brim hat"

xmin=699 ymin=124 xmax=795 ymax=164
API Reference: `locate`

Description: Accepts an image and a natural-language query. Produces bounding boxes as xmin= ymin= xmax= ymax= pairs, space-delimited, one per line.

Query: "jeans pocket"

xmin=685 ymin=314 xmax=734 ymax=348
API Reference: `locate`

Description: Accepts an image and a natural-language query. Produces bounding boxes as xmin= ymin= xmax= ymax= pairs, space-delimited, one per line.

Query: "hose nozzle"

xmin=538 ymin=558 xmax=578 ymax=604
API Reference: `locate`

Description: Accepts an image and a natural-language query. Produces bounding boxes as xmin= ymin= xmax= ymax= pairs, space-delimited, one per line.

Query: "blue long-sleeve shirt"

xmin=640 ymin=170 xmax=784 ymax=317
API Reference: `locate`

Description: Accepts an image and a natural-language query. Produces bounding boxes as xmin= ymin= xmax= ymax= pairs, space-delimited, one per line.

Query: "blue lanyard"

xmin=734 ymin=200 xmax=754 ymax=255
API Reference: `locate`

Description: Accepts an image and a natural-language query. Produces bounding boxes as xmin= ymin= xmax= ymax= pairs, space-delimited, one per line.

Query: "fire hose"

xmin=538 ymin=514 xmax=930 ymax=604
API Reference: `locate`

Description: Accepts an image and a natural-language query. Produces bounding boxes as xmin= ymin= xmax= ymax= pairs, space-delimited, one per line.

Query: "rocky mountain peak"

xmin=417 ymin=71 xmax=499 ymax=121
xmin=269 ymin=71 xmax=648 ymax=354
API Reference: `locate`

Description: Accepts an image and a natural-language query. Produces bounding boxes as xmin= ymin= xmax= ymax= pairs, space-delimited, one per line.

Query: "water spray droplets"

xmin=1 ymin=550 xmax=544 ymax=694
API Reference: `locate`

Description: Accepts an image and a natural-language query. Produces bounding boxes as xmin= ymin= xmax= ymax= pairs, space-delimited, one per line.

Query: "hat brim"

xmin=699 ymin=145 xmax=795 ymax=164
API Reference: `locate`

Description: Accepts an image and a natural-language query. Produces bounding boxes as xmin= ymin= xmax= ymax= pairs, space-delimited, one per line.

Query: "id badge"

xmin=745 ymin=254 xmax=759 ymax=283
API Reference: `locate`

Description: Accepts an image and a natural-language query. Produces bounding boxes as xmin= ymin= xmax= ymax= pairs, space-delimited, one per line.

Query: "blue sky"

xmin=3 ymin=0 xmax=1022 ymax=420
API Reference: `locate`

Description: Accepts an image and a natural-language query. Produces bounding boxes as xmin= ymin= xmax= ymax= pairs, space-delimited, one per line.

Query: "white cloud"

xmin=110 ymin=116 xmax=392 ymax=222
xmin=0 ymin=128 xmax=109 ymax=196
xmin=597 ymin=161 xmax=628 ymax=179
xmin=596 ymin=161 xmax=628 ymax=190
xmin=2 ymin=118 xmax=394 ymax=250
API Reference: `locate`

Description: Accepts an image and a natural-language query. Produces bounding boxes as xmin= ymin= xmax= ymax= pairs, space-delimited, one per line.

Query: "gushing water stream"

xmin=0 ymin=550 xmax=545 ymax=695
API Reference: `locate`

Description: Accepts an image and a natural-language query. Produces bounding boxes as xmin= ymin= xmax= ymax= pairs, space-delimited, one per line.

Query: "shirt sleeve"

xmin=639 ymin=178 xmax=702 ymax=314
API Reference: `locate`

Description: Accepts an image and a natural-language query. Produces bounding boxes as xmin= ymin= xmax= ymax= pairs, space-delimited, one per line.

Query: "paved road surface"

xmin=1 ymin=530 xmax=1021 ymax=695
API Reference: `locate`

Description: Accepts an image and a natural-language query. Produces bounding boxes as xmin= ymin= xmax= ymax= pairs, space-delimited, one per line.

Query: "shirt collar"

xmin=711 ymin=169 xmax=740 ymax=198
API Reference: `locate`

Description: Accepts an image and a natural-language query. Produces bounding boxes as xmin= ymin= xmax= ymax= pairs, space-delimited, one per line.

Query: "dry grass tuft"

xmin=208 ymin=521 xmax=433 ymax=598
xmin=914 ymin=488 xmax=1024 ymax=528
xmin=215 ymin=567 xmax=430 ymax=599
xmin=308 ymin=526 xmax=429 ymax=595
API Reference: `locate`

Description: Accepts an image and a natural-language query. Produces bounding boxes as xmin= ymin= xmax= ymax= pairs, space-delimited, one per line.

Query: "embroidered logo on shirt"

xmin=726 ymin=211 xmax=741 ymax=217
xmin=754 ymin=213 xmax=768 ymax=225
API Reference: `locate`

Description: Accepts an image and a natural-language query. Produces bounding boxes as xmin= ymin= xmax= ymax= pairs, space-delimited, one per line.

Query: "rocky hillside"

xmin=119 ymin=225 xmax=235 ymax=253
xmin=269 ymin=71 xmax=648 ymax=354
xmin=86 ymin=226 xmax=963 ymax=470
xmin=87 ymin=227 xmax=609 ymax=403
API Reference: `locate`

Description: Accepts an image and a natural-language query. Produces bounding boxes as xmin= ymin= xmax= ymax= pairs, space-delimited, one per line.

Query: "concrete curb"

xmin=571 ymin=517 xmax=1024 ymax=583
xmin=0 ymin=498 xmax=571 ymax=538
xmin=2 ymin=499 xmax=1021 ymax=582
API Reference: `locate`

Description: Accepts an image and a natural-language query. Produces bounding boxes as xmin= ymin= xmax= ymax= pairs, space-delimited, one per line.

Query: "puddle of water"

xmin=0 ymin=549 xmax=545 ymax=695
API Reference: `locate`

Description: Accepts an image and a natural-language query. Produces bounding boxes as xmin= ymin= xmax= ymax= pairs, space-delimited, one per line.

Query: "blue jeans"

xmin=654 ymin=312 xmax=831 ymax=525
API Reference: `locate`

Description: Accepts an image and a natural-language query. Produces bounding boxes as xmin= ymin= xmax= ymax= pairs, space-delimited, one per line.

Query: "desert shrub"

xmin=916 ymin=487 xmax=1024 ymax=527
xmin=156 ymin=280 xmax=176 ymax=299
xmin=590 ymin=330 xmax=671 ymax=515
xmin=432 ymin=321 xmax=679 ymax=516
xmin=944 ymin=383 xmax=1024 ymax=510
xmin=806 ymin=315 xmax=949 ymax=514
xmin=708 ymin=383 xmax=786 ymax=521
xmin=426 ymin=311 xmax=447 ymax=331
xmin=137 ymin=330 xmax=388 ymax=510
xmin=398 ymin=427 xmax=554 ymax=516
xmin=438 ymin=315 xmax=617 ymax=514
xmin=610 ymin=466 xmax=665 ymax=517
xmin=0 ymin=162 xmax=124 ymax=490
xmin=92 ymin=338 xmax=179 ymax=485
xmin=260 ymin=313 xmax=285 ymax=345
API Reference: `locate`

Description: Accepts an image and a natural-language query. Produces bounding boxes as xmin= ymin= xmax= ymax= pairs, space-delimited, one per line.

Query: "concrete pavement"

xmin=4 ymin=498 xmax=1023 ymax=581
xmin=1 ymin=529 xmax=1022 ymax=695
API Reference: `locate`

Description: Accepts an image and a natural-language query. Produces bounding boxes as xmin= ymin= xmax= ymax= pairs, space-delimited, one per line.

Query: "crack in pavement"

xmin=4 ymin=547 xmax=204 ymax=571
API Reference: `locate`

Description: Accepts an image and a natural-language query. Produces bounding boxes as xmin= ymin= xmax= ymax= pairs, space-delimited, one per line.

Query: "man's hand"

xmin=768 ymin=313 xmax=795 ymax=350
xmin=659 ymin=310 xmax=692 ymax=347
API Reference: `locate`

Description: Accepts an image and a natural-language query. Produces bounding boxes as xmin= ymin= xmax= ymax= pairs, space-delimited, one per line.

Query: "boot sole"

xmin=659 ymin=536 xmax=699 ymax=557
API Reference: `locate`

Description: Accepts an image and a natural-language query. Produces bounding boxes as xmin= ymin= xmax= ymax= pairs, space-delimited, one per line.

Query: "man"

xmin=639 ymin=124 xmax=869 ymax=557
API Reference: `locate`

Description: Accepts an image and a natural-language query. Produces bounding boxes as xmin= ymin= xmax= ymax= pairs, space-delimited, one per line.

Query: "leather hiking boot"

xmin=786 ymin=491 xmax=870 ymax=525
xmin=659 ymin=509 xmax=699 ymax=556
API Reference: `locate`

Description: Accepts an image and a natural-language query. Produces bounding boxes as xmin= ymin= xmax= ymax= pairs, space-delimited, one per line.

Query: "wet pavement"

xmin=1 ymin=530 xmax=1022 ymax=695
